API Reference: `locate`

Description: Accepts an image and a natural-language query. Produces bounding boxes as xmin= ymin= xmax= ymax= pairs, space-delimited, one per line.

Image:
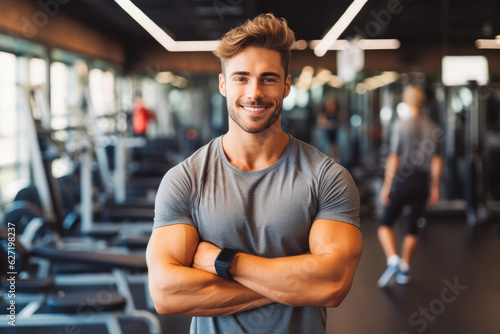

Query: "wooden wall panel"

xmin=0 ymin=0 xmax=124 ymax=64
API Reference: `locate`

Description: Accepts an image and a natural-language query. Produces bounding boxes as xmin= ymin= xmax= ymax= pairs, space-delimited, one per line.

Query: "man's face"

xmin=219 ymin=47 xmax=291 ymax=134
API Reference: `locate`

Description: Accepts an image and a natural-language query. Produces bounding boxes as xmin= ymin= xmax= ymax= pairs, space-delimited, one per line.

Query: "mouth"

xmin=239 ymin=102 xmax=274 ymax=116
xmin=241 ymin=106 xmax=268 ymax=112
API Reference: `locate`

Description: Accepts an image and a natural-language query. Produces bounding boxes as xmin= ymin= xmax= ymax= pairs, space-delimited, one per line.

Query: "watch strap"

xmin=214 ymin=248 xmax=237 ymax=279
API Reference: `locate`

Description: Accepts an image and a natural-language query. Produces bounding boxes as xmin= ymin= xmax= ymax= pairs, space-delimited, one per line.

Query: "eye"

xmin=234 ymin=77 xmax=247 ymax=82
xmin=262 ymin=77 xmax=277 ymax=83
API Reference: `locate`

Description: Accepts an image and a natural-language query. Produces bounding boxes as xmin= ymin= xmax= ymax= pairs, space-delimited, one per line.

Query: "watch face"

xmin=217 ymin=248 xmax=236 ymax=262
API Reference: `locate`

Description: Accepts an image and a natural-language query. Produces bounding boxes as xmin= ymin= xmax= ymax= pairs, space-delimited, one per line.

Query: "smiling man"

xmin=147 ymin=14 xmax=362 ymax=334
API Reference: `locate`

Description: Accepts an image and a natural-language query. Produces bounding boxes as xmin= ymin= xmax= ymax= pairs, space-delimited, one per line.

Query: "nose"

xmin=246 ymin=79 xmax=264 ymax=101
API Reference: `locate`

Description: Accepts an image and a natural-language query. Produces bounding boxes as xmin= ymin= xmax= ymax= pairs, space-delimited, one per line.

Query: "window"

xmin=29 ymin=57 xmax=47 ymax=86
xmin=0 ymin=52 xmax=19 ymax=203
xmin=89 ymin=68 xmax=115 ymax=116
xmin=50 ymin=61 xmax=68 ymax=118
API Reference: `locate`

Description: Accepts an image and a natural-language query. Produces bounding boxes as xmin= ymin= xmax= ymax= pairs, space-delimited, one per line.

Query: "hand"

xmin=192 ymin=241 xmax=221 ymax=275
xmin=379 ymin=185 xmax=391 ymax=206
xmin=427 ymin=185 xmax=439 ymax=206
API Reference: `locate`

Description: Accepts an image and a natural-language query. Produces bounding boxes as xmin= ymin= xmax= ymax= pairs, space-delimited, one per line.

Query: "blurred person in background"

xmin=317 ymin=97 xmax=340 ymax=160
xmin=133 ymin=93 xmax=157 ymax=136
xmin=377 ymin=85 xmax=442 ymax=288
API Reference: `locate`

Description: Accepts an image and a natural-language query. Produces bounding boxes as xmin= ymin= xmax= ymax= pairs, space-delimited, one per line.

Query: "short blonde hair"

xmin=214 ymin=13 xmax=295 ymax=77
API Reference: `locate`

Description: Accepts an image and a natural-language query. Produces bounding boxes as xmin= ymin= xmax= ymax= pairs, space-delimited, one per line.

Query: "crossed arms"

xmin=146 ymin=219 xmax=362 ymax=317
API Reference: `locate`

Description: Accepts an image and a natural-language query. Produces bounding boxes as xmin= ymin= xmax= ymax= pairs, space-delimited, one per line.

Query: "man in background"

xmin=378 ymin=85 xmax=442 ymax=287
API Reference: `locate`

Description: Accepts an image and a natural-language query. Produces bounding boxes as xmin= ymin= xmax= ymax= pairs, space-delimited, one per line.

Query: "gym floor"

xmin=2 ymin=214 xmax=499 ymax=334
xmin=326 ymin=214 xmax=500 ymax=334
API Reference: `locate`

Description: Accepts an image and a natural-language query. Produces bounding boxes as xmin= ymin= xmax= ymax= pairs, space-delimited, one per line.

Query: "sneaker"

xmin=395 ymin=271 xmax=411 ymax=284
xmin=377 ymin=264 xmax=399 ymax=288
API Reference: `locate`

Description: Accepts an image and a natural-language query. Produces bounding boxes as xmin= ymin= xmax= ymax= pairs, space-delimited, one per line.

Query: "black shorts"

xmin=380 ymin=169 xmax=429 ymax=235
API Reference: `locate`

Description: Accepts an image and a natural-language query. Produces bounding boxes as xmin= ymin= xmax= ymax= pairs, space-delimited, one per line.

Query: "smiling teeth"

xmin=243 ymin=106 xmax=266 ymax=111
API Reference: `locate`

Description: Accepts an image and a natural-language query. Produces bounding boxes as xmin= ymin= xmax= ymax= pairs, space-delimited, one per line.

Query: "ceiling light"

xmin=310 ymin=39 xmax=400 ymax=51
xmin=314 ymin=0 xmax=369 ymax=57
xmin=115 ymin=0 xmax=219 ymax=52
xmin=475 ymin=39 xmax=500 ymax=49
xmin=357 ymin=39 xmax=401 ymax=50
xmin=309 ymin=39 xmax=350 ymax=50
xmin=293 ymin=40 xmax=308 ymax=50
xmin=174 ymin=41 xmax=219 ymax=52
xmin=114 ymin=0 xmax=176 ymax=50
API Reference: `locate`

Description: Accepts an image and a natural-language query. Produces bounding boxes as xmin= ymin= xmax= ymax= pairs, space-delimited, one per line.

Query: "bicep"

xmin=390 ymin=122 xmax=401 ymax=154
xmin=146 ymin=224 xmax=200 ymax=269
xmin=309 ymin=219 xmax=362 ymax=264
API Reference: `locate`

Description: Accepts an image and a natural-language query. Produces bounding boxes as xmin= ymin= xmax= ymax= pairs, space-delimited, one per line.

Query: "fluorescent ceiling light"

xmin=174 ymin=41 xmax=220 ymax=52
xmin=314 ymin=0 xmax=369 ymax=57
xmin=114 ymin=0 xmax=219 ymax=52
xmin=475 ymin=39 xmax=500 ymax=49
xmin=310 ymin=39 xmax=350 ymax=50
xmin=357 ymin=39 xmax=401 ymax=50
xmin=310 ymin=39 xmax=400 ymax=50
xmin=114 ymin=0 xmax=176 ymax=50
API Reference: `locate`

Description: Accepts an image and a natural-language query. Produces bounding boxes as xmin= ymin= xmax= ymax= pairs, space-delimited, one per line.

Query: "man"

xmin=377 ymin=85 xmax=442 ymax=288
xmin=147 ymin=14 xmax=362 ymax=333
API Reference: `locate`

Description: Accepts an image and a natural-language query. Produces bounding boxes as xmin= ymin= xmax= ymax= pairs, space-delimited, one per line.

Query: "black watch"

xmin=215 ymin=248 xmax=238 ymax=279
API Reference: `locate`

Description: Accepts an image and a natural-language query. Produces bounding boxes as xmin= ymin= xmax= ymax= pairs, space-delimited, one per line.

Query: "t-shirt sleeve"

xmin=314 ymin=162 xmax=360 ymax=229
xmin=153 ymin=165 xmax=196 ymax=230
xmin=389 ymin=121 xmax=402 ymax=155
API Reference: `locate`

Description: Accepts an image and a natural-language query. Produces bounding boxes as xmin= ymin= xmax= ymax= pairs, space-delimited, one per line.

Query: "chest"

xmin=193 ymin=167 xmax=316 ymax=256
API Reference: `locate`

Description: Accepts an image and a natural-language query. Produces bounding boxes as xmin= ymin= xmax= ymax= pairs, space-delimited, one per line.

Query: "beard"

xmin=227 ymin=97 xmax=284 ymax=134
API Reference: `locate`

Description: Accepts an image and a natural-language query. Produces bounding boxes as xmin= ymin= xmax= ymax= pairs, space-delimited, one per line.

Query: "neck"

xmin=222 ymin=125 xmax=289 ymax=172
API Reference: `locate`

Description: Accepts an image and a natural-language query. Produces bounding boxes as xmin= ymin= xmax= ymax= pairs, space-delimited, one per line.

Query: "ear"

xmin=218 ymin=73 xmax=226 ymax=97
xmin=284 ymin=74 xmax=292 ymax=98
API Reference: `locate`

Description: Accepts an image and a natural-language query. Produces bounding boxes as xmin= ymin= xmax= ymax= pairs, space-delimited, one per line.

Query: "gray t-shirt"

xmin=390 ymin=115 xmax=441 ymax=173
xmin=154 ymin=135 xmax=360 ymax=334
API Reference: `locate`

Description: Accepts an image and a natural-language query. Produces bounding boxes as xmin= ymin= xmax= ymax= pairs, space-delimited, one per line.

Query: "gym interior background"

xmin=0 ymin=0 xmax=499 ymax=333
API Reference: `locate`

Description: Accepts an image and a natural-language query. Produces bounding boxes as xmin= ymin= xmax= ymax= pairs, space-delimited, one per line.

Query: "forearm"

xmin=191 ymin=222 xmax=361 ymax=310
xmin=430 ymin=155 xmax=442 ymax=188
xmin=149 ymin=264 xmax=272 ymax=316
xmin=229 ymin=251 xmax=353 ymax=308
